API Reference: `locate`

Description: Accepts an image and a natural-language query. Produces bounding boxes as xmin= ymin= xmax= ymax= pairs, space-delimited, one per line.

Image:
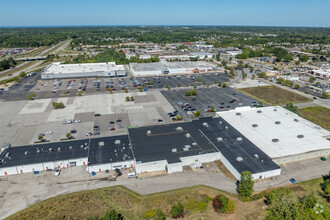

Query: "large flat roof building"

xmin=129 ymin=61 xmax=217 ymax=76
xmin=217 ymin=106 xmax=330 ymax=164
xmin=42 ymin=62 xmax=126 ymax=79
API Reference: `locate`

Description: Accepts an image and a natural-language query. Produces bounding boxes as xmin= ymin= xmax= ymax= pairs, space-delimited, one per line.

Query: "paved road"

xmin=0 ymin=61 xmax=29 ymax=76
xmin=260 ymin=78 xmax=330 ymax=109
xmin=0 ymin=60 xmax=44 ymax=81
xmin=0 ymin=157 xmax=328 ymax=219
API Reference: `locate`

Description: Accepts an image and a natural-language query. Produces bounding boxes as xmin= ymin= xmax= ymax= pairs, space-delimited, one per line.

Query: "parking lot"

xmin=162 ymin=87 xmax=262 ymax=121
xmin=0 ymin=90 xmax=175 ymax=147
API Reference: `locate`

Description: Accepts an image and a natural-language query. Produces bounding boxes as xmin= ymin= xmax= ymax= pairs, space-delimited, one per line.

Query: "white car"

xmin=45 ymin=131 xmax=53 ymax=135
xmin=74 ymin=120 xmax=81 ymax=123
xmin=55 ymin=169 xmax=61 ymax=176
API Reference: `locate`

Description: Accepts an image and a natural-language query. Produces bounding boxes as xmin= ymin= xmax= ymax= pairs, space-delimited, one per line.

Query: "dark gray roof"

xmin=192 ymin=117 xmax=280 ymax=174
xmin=129 ymin=122 xmax=218 ymax=164
xmin=0 ymin=139 xmax=89 ymax=168
xmin=88 ymin=135 xmax=133 ymax=165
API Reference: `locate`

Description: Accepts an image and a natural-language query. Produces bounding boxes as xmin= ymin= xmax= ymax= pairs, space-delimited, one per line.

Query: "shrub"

xmin=130 ymin=96 xmax=134 ymax=101
xmin=52 ymin=101 xmax=65 ymax=109
xmin=143 ymin=209 xmax=156 ymax=218
xmin=26 ymin=93 xmax=36 ymax=100
xmin=191 ymin=90 xmax=197 ymax=96
xmin=126 ymin=96 xmax=130 ymax=101
xmin=170 ymin=201 xmax=184 ymax=218
xmin=238 ymin=171 xmax=254 ymax=198
xmin=213 ymin=194 xmax=228 ymax=213
xmin=185 ymin=90 xmax=192 ymax=96
xmin=154 ymin=209 xmax=165 ymax=220
xmin=225 ymin=199 xmax=235 ymax=213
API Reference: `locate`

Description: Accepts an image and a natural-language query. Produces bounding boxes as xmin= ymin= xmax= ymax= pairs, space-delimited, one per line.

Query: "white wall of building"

xmin=0 ymin=166 xmax=18 ymax=176
xmin=252 ymin=168 xmax=281 ymax=180
xmin=167 ymin=162 xmax=183 ymax=173
xmin=135 ymin=160 xmax=168 ymax=173
xmin=180 ymin=152 xmax=221 ymax=168
xmin=17 ymin=163 xmax=44 ymax=174
xmin=88 ymin=160 xmax=135 ymax=173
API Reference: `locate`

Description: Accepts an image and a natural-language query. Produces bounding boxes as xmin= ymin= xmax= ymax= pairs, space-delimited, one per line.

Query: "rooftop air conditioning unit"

xmin=236 ymin=112 xmax=241 ymax=116
xmin=275 ymin=121 xmax=281 ymax=125
xmin=297 ymin=135 xmax=304 ymax=139
xmin=257 ymin=110 xmax=262 ymax=113
xmin=115 ymin=140 xmax=121 ymax=145
xmin=252 ymin=124 xmax=258 ymax=127
xmin=272 ymin=138 xmax=279 ymax=142
xmin=217 ymin=137 xmax=223 ymax=142
xmin=236 ymin=157 xmax=243 ymax=162
xmin=225 ymin=126 xmax=228 ymax=130
xmin=24 ymin=151 xmax=29 ymax=155
xmin=294 ymin=118 xmax=299 ymax=122
xmin=237 ymin=137 xmax=243 ymax=141
xmin=219 ymin=121 xmax=222 ymax=124
xmin=203 ymin=122 xmax=208 ymax=127
xmin=57 ymin=147 xmax=61 ymax=152
xmin=172 ymin=148 xmax=177 ymax=153
xmin=254 ymin=154 xmax=259 ymax=159
xmin=185 ymin=133 xmax=191 ymax=138
xmin=176 ymin=127 xmax=183 ymax=131
xmin=48 ymin=148 xmax=53 ymax=152
xmin=69 ymin=146 xmax=73 ymax=150
xmin=147 ymin=130 xmax=151 ymax=135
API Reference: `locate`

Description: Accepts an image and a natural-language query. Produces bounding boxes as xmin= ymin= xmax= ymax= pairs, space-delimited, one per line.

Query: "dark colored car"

xmin=70 ymin=129 xmax=77 ymax=133
xmin=94 ymin=113 xmax=101 ymax=116
xmin=115 ymin=168 xmax=122 ymax=176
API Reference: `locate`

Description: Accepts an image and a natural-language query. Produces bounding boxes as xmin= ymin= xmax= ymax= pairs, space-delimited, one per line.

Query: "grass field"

xmin=239 ymin=86 xmax=312 ymax=105
xmin=299 ymin=106 xmax=330 ymax=130
xmin=7 ymin=177 xmax=329 ymax=220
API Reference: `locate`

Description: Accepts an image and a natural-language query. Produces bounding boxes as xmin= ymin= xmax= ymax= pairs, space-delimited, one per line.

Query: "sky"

xmin=1 ymin=0 xmax=329 ymax=27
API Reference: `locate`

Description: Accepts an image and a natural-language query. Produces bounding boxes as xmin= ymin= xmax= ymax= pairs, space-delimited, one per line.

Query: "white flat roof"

xmin=44 ymin=62 xmax=125 ymax=75
xmin=217 ymin=106 xmax=330 ymax=159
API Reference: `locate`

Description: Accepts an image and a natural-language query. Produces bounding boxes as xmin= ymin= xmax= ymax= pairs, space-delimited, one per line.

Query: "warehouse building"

xmin=217 ymin=106 xmax=330 ymax=164
xmin=129 ymin=61 xmax=217 ymax=76
xmin=87 ymin=135 xmax=134 ymax=173
xmin=41 ymin=62 xmax=126 ymax=79
xmin=0 ymin=140 xmax=89 ymax=176
xmin=129 ymin=117 xmax=281 ymax=180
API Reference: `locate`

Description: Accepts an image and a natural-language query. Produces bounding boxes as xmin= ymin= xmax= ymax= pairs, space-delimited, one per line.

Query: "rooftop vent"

xmin=147 ymin=130 xmax=151 ymax=135
xmin=115 ymin=140 xmax=121 ymax=145
xmin=252 ymin=124 xmax=258 ymax=128
xmin=48 ymin=148 xmax=53 ymax=152
xmin=185 ymin=133 xmax=191 ymax=138
xmin=275 ymin=121 xmax=281 ymax=125
xmin=5 ymin=152 xmax=10 ymax=158
xmin=257 ymin=110 xmax=262 ymax=113
xmin=274 ymin=109 xmax=277 ymax=111
xmin=98 ymin=142 xmax=105 ymax=147
xmin=225 ymin=126 xmax=228 ymax=130
xmin=69 ymin=146 xmax=73 ymax=150
xmin=272 ymin=138 xmax=279 ymax=142
xmin=80 ymin=145 xmax=84 ymax=149
xmin=237 ymin=137 xmax=243 ymax=141
xmin=297 ymin=135 xmax=304 ymax=139
xmin=192 ymin=142 xmax=197 ymax=145
xmin=294 ymin=118 xmax=299 ymax=122
xmin=172 ymin=148 xmax=177 ymax=153
xmin=57 ymin=147 xmax=61 ymax=152
xmin=37 ymin=149 xmax=40 ymax=154
xmin=176 ymin=127 xmax=183 ymax=131
xmin=254 ymin=154 xmax=259 ymax=159
xmin=203 ymin=122 xmax=208 ymax=127
xmin=236 ymin=112 xmax=241 ymax=116
xmin=217 ymin=137 xmax=223 ymax=142
xmin=24 ymin=151 xmax=29 ymax=155
xmin=236 ymin=157 xmax=243 ymax=162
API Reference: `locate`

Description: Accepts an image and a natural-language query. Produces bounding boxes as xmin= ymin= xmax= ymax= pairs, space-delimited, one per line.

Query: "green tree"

xmin=285 ymin=102 xmax=299 ymax=114
xmin=52 ymin=101 xmax=65 ymax=109
xmin=191 ymin=90 xmax=197 ymax=96
xmin=294 ymin=84 xmax=300 ymax=89
xmin=195 ymin=110 xmax=200 ymax=117
xmin=218 ymin=82 xmax=222 ymax=87
xmin=238 ymin=171 xmax=254 ymax=198
xmin=176 ymin=115 xmax=182 ymax=120
xmin=125 ymin=96 xmax=130 ymax=101
xmin=320 ymin=172 xmax=330 ymax=202
xmin=299 ymin=55 xmax=309 ymax=62
xmin=185 ymin=90 xmax=192 ymax=96
xmin=309 ymin=77 xmax=316 ymax=82
xmin=321 ymin=92 xmax=329 ymax=99
xmin=26 ymin=93 xmax=36 ymax=100
xmin=210 ymin=106 xmax=215 ymax=112
xmin=130 ymin=96 xmax=134 ymax=101
xmin=138 ymin=86 xmax=143 ymax=92
xmin=19 ymin=72 xmax=27 ymax=78
xmin=154 ymin=209 xmax=166 ymax=220
xmin=66 ymin=133 xmax=72 ymax=139
xmin=225 ymin=199 xmax=235 ymax=214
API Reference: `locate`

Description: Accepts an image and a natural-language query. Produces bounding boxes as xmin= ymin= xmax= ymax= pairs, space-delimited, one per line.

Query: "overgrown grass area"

xmin=299 ymin=106 xmax=330 ymax=130
xmin=239 ymin=86 xmax=312 ymax=105
xmin=6 ymin=178 xmax=329 ymax=220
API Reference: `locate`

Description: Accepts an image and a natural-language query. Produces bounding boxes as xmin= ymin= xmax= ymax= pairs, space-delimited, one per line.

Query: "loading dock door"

xmin=69 ymin=162 xmax=76 ymax=167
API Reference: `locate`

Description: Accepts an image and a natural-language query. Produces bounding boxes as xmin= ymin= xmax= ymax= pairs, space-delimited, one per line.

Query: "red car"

xmin=110 ymin=128 xmax=116 ymax=131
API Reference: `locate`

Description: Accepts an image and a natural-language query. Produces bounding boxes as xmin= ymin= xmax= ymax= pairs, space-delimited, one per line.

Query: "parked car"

xmin=86 ymin=132 xmax=92 ymax=136
xmin=45 ymin=131 xmax=53 ymax=135
xmin=55 ymin=169 xmax=61 ymax=176
xmin=290 ymin=178 xmax=296 ymax=184
xmin=94 ymin=113 xmax=101 ymax=117
xmin=70 ymin=129 xmax=77 ymax=133
xmin=74 ymin=120 xmax=81 ymax=123
xmin=115 ymin=168 xmax=122 ymax=177
xmin=93 ymin=132 xmax=100 ymax=135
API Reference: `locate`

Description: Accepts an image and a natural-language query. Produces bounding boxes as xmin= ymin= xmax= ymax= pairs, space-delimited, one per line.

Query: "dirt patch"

xmin=214 ymin=160 xmax=237 ymax=181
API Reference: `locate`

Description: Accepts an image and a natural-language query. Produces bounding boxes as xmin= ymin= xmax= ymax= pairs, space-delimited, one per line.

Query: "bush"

xmin=154 ymin=209 xmax=165 ymax=220
xmin=143 ymin=209 xmax=156 ymax=218
xmin=52 ymin=101 xmax=65 ymax=109
xmin=26 ymin=93 xmax=36 ymax=100
xmin=185 ymin=90 xmax=192 ymax=96
xmin=225 ymin=199 xmax=235 ymax=214
xmin=213 ymin=194 xmax=230 ymax=213
xmin=170 ymin=201 xmax=184 ymax=218
xmin=126 ymin=96 xmax=130 ymax=101
xmin=191 ymin=90 xmax=197 ymax=96
xmin=130 ymin=96 xmax=134 ymax=101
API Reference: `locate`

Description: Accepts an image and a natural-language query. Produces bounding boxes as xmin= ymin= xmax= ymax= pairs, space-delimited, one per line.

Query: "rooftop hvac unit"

xmin=48 ymin=148 xmax=53 ymax=152
xmin=254 ymin=154 xmax=259 ymax=159
xmin=273 ymin=108 xmax=277 ymax=111
xmin=236 ymin=157 xmax=243 ymax=162
xmin=185 ymin=133 xmax=191 ymax=138
xmin=219 ymin=121 xmax=222 ymax=124
xmin=172 ymin=148 xmax=177 ymax=153
xmin=57 ymin=147 xmax=61 ymax=152
xmin=237 ymin=137 xmax=243 ymax=141
xmin=225 ymin=126 xmax=228 ymax=130
xmin=192 ymin=142 xmax=197 ymax=145
xmin=272 ymin=138 xmax=279 ymax=142
xmin=24 ymin=151 xmax=29 ymax=155
xmin=252 ymin=124 xmax=258 ymax=128
xmin=294 ymin=118 xmax=299 ymax=122
xmin=203 ymin=122 xmax=208 ymax=127
xmin=176 ymin=127 xmax=183 ymax=131
xmin=275 ymin=121 xmax=281 ymax=125
xmin=297 ymin=135 xmax=304 ymax=139
xmin=115 ymin=140 xmax=121 ymax=145
xmin=236 ymin=112 xmax=241 ymax=116
xmin=80 ymin=145 xmax=84 ymax=149
xmin=257 ymin=110 xmax=262 ymax=113
xmin=217 ymin=137 xmax=223 ymax=142
xmin=147 ymin=130 xmax=151 ymax=135
xmin=69 ymin=146 xmax=73 ymax=150
xmin=36 ymin=149 xmax=40 ymax=154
